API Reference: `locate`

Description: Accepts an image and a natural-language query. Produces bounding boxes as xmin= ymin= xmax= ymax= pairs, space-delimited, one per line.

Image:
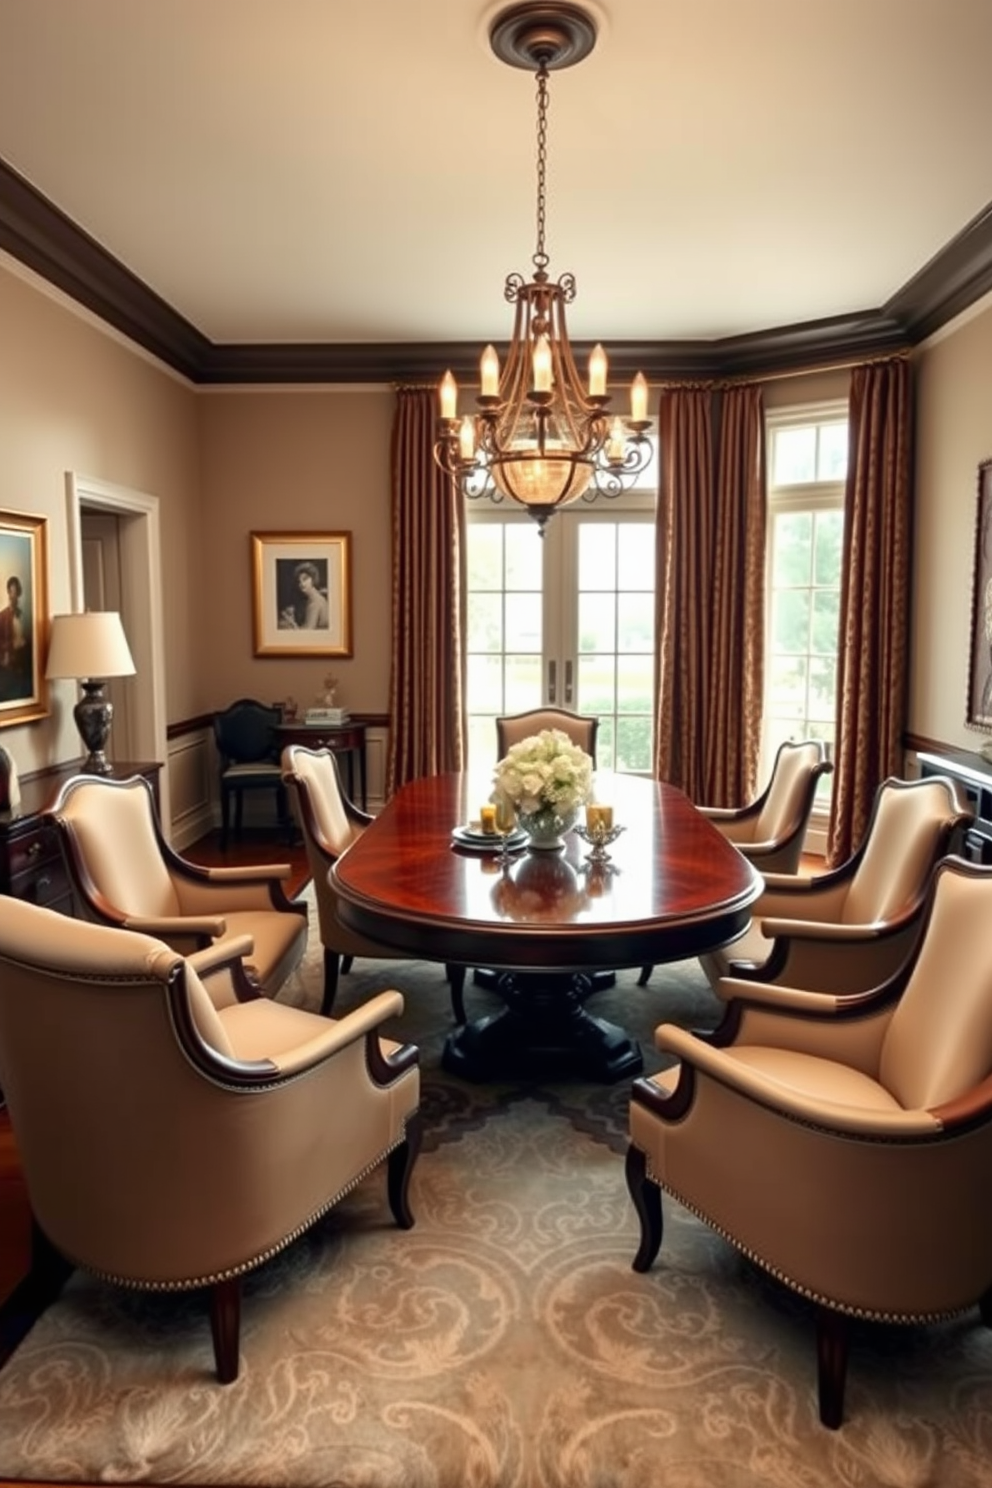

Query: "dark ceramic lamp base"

xmin=73 ymin=679 xmax=115 ymax=775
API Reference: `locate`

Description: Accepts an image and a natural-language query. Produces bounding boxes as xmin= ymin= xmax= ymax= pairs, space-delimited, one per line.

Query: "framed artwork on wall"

xmin=251 ymin=531 xmax=353 ymax=658
xmin=967 ymin=459 xmax=992 ymax=732
xmin=0 ymin=508 xmax=49 ymax=728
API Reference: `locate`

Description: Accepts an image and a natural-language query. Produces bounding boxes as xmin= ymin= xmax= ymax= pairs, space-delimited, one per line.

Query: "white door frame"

xmin=64 ymin=472 xmax=170 ymax=833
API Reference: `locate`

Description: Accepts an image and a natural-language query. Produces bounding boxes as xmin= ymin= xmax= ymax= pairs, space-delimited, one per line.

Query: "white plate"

xmin=451 ymin=824 xmax=527 ymax=851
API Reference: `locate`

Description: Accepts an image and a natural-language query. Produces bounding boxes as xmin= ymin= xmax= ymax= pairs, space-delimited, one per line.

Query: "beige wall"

xmin=5 ymin=240 xmax=991 ymax=785
xmin=912 ymin=292 xmax=992 ymax=749
xmin=0 ymin=259 xmax=201 ymax=775
xmin=196 ymin=388 xmax=393 ymax=716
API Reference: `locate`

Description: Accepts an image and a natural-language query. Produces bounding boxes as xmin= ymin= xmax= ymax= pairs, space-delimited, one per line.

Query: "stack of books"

xmin=304 ymin=707 xmax=350 ymax=726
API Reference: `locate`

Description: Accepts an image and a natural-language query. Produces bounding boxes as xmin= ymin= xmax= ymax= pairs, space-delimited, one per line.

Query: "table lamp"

xmin=45 ymin=611 xmax=136 ymax=774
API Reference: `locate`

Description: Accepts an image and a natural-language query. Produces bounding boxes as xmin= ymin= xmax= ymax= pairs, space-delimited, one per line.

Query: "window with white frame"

xmin=464 ymin=434 xmax=659 ymax=775
xmin=762 ymin=404 xmax=848 ymax=818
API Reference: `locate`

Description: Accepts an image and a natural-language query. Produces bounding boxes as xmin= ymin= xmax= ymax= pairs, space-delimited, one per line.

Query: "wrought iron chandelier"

xmin=434 ymin=1 xmax=652 ymax=534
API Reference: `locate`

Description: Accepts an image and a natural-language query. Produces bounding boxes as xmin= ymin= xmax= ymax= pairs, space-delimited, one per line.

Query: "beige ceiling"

xmin=1 ymin=0 xmax=991 ymax=349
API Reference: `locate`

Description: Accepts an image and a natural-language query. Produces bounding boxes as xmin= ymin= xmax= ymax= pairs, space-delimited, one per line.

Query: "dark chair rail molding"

xmin=166 ymin=712 xmax=389 ymax=742
xmin=4 ymin=157 xmax=992 ymax=385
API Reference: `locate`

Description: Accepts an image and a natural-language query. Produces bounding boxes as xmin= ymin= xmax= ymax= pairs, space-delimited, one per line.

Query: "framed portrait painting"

xmin=251 ymin=531 xmax=353 ymax=658
xmin=0 ymin=508 xmax=49 ymax=728
xmin=968 ymin=461 xmax=992 ymax=732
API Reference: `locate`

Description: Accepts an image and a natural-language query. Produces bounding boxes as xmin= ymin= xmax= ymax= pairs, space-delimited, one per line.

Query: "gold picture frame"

xmin=251 ymin=531 xmax=353 ymax=658
xmin=0 ymin=508 xmax=50 ymax=728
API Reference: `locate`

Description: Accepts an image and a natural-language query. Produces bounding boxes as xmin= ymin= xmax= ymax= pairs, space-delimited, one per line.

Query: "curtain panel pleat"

xmin=386 ymin=388 xmax=466 ymax=796
xmin=827 ymin=357 xmax=913 ymax=866
xmin=654 ymin=384 xmax=765 ymax=806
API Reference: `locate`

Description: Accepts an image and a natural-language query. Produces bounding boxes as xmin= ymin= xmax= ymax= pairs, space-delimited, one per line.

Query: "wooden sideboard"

xmin=277 ymin=722 xmax=367 ymax=809
xmin=0 ymin=760 xmax=162 ymax=915
xmin=917 ymin=747 xmax=992 ymax=864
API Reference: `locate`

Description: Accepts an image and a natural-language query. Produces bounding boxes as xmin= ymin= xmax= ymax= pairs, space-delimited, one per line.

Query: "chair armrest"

xmin=187 ymin=935 xmax=255 ymax=976
xmin=655 ymin=1024 xmax=940 ymax=1137
xmin=759 ymin=916 xmax=892 ymax=943
xmin=714 ymin=976 xmax=846 ymax=1012
xmin=265 ymin=990 xmax=407 ymax=1076
xmin=198 ymin=863 xmax=293 ymax=883
xmin=122 ymin=913 xmax=227 ymax=940
xmin=698 ymin=805 xmax=742 ymax=822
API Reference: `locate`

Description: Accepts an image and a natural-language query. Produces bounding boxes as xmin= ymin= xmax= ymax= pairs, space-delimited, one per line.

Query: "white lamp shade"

xmin=45 ymin=612 xmax=136 ymax=681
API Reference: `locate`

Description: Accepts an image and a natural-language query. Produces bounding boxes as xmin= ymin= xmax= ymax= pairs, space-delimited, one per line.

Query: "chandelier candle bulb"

xmin=607 ymin=417 xmax=626 ymax=464
xmin=588 ymin=343 xmax=607 ymax=397
xmin=481 ymin=345 xmax=500 ymax=398
xmin=440 ymin=371 xmax=458 ymax=420
xmin=533 ymin=334 xmax=553 ymax=393
xmin=458 ymin=415 xmax=476 ymax=460
xmin=630 ymin=372 xmax=649 ymax=424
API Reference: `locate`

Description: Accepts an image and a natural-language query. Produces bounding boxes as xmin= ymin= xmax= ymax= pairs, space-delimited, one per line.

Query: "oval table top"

xmin=332 ymin=771 xmax=762 ymax=973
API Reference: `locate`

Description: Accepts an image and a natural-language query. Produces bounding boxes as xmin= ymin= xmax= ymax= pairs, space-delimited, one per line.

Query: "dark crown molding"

xmin=3 ymin=156 xmax=992 ymax=386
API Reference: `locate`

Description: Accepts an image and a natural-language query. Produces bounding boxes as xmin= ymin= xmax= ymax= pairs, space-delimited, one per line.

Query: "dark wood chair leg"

xmin=447 ymin=963 xmax=467 ymax=1024
xmin=980 ymin=1285 xmax=992 ymax=1327
xmin=220 ymin=789 xmax=231 ymax=851
xmin=321 ymin=948 xmax=341 ymax=1016
xmin=341 ymin=955 xmax=355 ymax=975
xmin=815 ymin=1306 xmax=849 ymax=1429
xmin=209 ymin=1277 xmax=242 ymax=1384
xmin=637 ymin=965 xmax=653 ymax=986
xmin=387 ymin=1114 xmax=423 ymax=1230
xmin=234 ymin=789 xmax=244 ymax=842
xmin=625 ymin=1144 xmax=663 ymax=1272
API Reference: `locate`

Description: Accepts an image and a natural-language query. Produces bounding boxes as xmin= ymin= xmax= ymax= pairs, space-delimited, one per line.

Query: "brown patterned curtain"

xmin=385 ymin=387 xmax=467 ymax=795
xmin=827 ymin=356 xmax=913 ymax=865
xmin=654 ymin=383 xmax=765 ymax=805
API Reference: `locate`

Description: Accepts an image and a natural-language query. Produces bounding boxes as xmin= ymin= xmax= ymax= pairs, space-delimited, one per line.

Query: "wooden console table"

xmin=277 ymin=722 xmax=367 ymax=809
xmin=0 ymin=760 xmax=162 ymax=916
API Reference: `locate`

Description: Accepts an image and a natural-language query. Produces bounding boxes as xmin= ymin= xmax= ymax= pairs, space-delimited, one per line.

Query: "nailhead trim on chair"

xmin=644 ymin=1156 xmax=966 ymax=1327
xmin=75 ymin=1130 xmax=410 ymax=1293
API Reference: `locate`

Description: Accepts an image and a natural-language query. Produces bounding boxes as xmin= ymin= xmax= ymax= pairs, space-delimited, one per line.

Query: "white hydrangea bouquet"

xmin=492 ymin=727 xmax=594 ymax=849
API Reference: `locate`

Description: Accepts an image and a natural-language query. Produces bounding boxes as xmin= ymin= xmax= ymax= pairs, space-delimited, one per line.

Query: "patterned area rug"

xmin=0 ymin=891 xmax=990 ymax=1486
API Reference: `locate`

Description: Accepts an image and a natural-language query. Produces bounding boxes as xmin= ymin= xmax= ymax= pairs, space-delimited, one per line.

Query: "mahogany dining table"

xmin=330 ymin=771 xmax=763 ymax=1083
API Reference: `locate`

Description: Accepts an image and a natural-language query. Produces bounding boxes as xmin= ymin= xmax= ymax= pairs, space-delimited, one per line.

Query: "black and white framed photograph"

xmin=251 ymin=530 xmax=353 ymax=657
xmin=967 ymin=460 xmax=992 ymax=730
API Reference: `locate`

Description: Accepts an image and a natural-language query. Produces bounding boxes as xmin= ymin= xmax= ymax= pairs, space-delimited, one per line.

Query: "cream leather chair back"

xmin=879 ymin=863 xmax=992 ymax=1108
xmin=55 ymin=773 xmax=181 ymax=917
xmin=751 ymin=740 xmax=827 ymax=845
xmin=496 ymin=707 xmax=598 ymax=765
xmin=843 ymin=775 xmax=970 ymax=924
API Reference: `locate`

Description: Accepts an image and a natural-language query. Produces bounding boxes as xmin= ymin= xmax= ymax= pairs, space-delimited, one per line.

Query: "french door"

xmin=465 ymin=507 xmax=656 ymax=774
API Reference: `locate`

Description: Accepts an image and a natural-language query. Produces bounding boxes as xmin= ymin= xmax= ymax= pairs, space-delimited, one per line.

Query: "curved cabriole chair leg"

xmin=209 ymin=1276 xmax=242 ymax=1384
xmin=321 ymin=949 xmax=341 ymax=1016
xmin=447 ymin=964 xmax=467 ymax=1024
xmin=387 ymin=1115 xmax=423 ymax=1230
xmin=625 ymin=1145 xmax=663 ymax=1272
xmin=816 ymin=1306 xmax=849 ymax=1429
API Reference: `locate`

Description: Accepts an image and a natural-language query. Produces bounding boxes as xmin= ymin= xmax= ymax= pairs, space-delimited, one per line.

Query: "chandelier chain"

xmin=533 ymin=65 xmax=550 ymax=272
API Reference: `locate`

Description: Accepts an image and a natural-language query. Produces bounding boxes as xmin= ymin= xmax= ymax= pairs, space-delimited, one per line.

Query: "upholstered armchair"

xmin=0 ymin=896 xmax=421 ymax=1383
xmin=282 ymin=744 xmax=466 ymax=1020
xmin=697 ymin=739 xmax=833 ymax=872
xmin=626 ymin=855 xmax=992 ymax=1427
xmin=48 ymin=773 xmax=308 ymax=997
xmin=698 ymin=773 xmax=972 ymax=995
xmin=638 ymin=738 xmax=832 ymax=987
xmin=496 ymin=706 xmax=599 ymax=764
